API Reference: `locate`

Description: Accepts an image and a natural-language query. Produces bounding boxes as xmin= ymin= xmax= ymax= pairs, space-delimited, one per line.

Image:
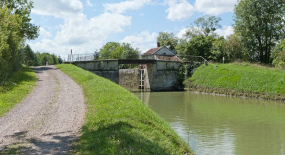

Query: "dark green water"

xmin=134 ymin=92 xmax=285 ymax=155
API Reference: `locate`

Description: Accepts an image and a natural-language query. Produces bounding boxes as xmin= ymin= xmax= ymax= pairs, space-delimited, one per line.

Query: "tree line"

xmin=94 ymin=42 xmax=140 ymax=60
xmin=0 ymin=0 xmax=61 ymax=84
xmin=156 ymin=0 xmax=285 ymax=67
xmin=23 ymin=44 xmax=63 ymax=66
xmin=98 ymin=0 xmax=285 ymax=68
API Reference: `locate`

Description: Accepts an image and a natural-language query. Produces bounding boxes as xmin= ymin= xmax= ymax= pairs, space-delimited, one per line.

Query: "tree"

xmin=271 ymin=40 xmax=285 ymax=68
xmin=93 ymin=50 xmax=100 ymax=60
xmin=177 ymin=35 xmax=216 ymax=60
xmin=157 ymin=32 xmax=179 ymax=51
xmin=23 ymin=44 xmax=35 ymax=67
xmin=58 ymin=56 xmax=63 ymax=64
xmin=223 ymin=34 xmax=248 ymax=62
xmin=210 ymin=37 xmax=226 ymax=62
xmin=234 ymin=0 xmax=285 ymax=63
xmin=0 ymin=6 xmax=22 ymax=83
xmin=185 ymin=16 xmax=221 ymax=38
xmin=99 ymin=42 xmax=124 ymax=59
xmin=122 ymin=43 xmax=140 ymax=59
xmin=175 ymin=39 xmax=189 ymax=60
xmin=0 ymin=0 xmax=39 ymax=40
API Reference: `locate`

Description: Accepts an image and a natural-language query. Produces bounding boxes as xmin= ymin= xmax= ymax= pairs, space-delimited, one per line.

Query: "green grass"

xmin=56 ymin=64 xmax=192 ymax=155
xmin=0 ymin=67 xmax=37 ymax=117
xmin=187 ymin=62 xmax=285 ymax=100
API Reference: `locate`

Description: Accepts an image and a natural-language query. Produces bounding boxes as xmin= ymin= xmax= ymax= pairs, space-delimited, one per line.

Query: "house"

xmin=141 ymin=42 xmax=181 ymax=61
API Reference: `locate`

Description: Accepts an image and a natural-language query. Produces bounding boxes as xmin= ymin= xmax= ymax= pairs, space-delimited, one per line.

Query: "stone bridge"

xmin=69 ymin=59 xmax=204 ymax=91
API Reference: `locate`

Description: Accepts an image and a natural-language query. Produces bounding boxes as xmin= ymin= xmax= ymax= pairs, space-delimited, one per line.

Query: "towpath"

xmin=0 ymin=66 xmax=85 ymax=154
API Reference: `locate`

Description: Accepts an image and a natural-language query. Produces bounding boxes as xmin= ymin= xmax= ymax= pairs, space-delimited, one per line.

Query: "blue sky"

xmin=28 ymin=0 xmax=237 ymax=60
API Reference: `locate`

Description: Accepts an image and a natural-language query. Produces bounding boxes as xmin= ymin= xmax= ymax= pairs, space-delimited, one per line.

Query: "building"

xmin=141 ymin=43 xmax=181 ymax=61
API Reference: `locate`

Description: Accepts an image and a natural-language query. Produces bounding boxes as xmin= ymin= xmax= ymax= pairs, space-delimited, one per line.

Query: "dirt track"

xmin=0 ymin=66 xmax=85 ymax=154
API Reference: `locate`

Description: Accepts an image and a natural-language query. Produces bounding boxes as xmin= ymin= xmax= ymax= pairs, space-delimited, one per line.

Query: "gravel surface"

xmin=0 ymin=66 xmax=85 ymax=154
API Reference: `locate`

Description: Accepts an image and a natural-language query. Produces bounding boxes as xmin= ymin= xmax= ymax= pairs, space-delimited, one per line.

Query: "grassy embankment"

xmin=56 ymin=64 xmax=192 ymax=155
xmin=0 ymin=67 xmax=37 ymax=117
xmin=187 ymin=62 xmax=285 ymax=100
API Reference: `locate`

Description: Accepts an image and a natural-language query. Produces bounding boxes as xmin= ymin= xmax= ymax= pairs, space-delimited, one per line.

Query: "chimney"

xmin=157 ymin=42 xmax=160 ymax=47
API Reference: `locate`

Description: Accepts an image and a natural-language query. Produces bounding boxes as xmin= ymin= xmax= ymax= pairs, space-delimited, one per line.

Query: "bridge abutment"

xmin=72 ymin=60 xmax=197 ymax=91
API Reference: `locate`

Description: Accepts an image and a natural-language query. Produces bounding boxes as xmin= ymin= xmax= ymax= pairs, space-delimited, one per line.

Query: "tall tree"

xmin=176 ymin=35 xmax=216 ymax=61
xmin=0 ymin=0 xmax=39 ymax=40
xmin=122 ymin=43 xmax=140 ymax=59
xmin=157 ymin=32 xmax=179 ymax=51
xmin=23 ymin=44 xmax=35 ymax=67
xmin=185 ymin=16 xmax=221 ymax=38
xmin=99 ymin=42 xmax=124 ymax=59
xmin=0 ymin=6 xmax=22 ymax=82
xmin=271 ymin=40 xmax=285 ymax=68
xmin=234 ymin=0 xmax=285 ymax=63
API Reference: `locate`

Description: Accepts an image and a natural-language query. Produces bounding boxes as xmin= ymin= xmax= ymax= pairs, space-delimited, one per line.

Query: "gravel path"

xmin=0 ymin=66 xmax=85 ymax=154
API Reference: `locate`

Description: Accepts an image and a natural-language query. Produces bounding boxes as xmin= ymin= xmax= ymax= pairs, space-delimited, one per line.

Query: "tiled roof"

xmin=156 ymin=55 xmax=181 ymax=61
xmin=141 ymin=47 xmax=163 ymax=56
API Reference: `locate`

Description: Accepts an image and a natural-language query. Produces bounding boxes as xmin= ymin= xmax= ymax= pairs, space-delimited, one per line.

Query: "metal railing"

xmin=177 ymin=55 xmax=207 ymax=62
xmin=66 ymin=53 xmax=208 ymax=64
xmin=67 ymin=53 xmax=96 ymax=62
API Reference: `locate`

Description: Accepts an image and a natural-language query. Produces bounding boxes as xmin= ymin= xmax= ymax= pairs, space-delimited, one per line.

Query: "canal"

xmin=134 ymin=92 xmax=285 ymax=155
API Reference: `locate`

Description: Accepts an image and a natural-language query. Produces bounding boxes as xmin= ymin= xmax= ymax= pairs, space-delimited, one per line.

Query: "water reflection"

xmin=134 ymin=92 xmax=285 ymax=155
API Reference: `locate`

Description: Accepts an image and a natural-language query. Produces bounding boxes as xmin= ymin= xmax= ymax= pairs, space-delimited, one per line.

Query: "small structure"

xmin=141 ymin=42 xmax=181 ymax=61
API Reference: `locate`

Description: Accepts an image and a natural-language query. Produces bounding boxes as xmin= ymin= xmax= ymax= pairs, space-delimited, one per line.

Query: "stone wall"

xmin=119 ymin=69 xmax=151 ymax=92
xmin=147 ymin=61 xmax=182 ymax=91
xmin=73 ymin=60 xmax=199 ymax=91
xmin=73 ymin=60 xmax=119 ymax=83
xmin=119 ymin=69 xmax=140 ymax=91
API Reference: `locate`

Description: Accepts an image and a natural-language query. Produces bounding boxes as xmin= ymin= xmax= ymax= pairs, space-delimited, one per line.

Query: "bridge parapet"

xmin=69 ymin=54 xmax=206 ymax=91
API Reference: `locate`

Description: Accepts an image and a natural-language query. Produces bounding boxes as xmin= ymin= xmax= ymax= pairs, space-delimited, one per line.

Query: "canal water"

xmin=133 ymin=92 xmax=285 ymax=155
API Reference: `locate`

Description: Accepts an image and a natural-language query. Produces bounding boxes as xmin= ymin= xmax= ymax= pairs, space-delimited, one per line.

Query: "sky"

xmin=28 ymin=0 xmax=238 ymax=60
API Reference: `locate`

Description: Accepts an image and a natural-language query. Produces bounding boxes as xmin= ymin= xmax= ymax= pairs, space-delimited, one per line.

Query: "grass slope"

xmin=0 ymin=67 xmax=37 ymax=117
xmin=188 ymin=63 xmax=285 ymax=100
xmin=56 ymin=64 xmax=192 ymax=155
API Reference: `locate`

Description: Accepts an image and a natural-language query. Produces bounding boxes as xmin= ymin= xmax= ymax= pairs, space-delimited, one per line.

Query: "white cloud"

xmin=32 ymin=0 xmax=83 ymax=18
xmin=39 ymin=27 xmax=52 ymax=39
xmin=29 ymin=12 xmax=132 ymax=59
xmin=86 ymin=0 xmax=93 ymax=7
xmin=216 ymin=26 xmax=234 ymax=37
xmin=121 ymin=31 xmax=158 ymax=53
xmin=195 ymin=0 xmax=237 ymax=15
xmin=104 ymin=0 xmax=151 ymax=14
xmin=176 ymin=28 xmax=188 ymax=38
xmin=165 ymin=0 xmax=195 ymax=21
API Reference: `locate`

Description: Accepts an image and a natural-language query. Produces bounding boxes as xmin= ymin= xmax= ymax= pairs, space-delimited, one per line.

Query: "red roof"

xmin=141 ymin=47 xmax=163 ymax=56
xmin=156 ymin=55 xmax=181 ymax=61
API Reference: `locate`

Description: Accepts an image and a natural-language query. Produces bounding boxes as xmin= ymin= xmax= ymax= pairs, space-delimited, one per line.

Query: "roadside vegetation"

xmin=56 ymin=64 xmax=192 ymax=155
xmin=187 ymin=63 xmax=285 ymax=100
xmin=0 ymin=1 xmax=61 ymax=86
xmin=0 ymin=67 xmax=37 ymax=117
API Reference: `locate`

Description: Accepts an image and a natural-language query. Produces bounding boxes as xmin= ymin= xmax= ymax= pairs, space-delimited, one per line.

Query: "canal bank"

xmin=187 ymin=62 xmax=285 ymax=100
xmin=56 ymin=64 xmax=192 ymax=154
xmin=134 ymin=91 xmax=285 ymax=155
